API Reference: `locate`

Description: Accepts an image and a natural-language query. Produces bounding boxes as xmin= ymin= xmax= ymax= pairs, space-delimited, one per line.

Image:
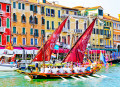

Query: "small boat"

xmin=0 ymin=54 xmax=18 ymax=71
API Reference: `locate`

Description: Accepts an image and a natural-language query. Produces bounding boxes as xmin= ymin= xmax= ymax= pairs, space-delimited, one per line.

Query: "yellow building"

xmin=11 ymin=0 xmax=45 ymax=47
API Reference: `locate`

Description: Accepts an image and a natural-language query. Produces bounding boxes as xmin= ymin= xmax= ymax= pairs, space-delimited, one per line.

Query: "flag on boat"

xmin=62 ymin=18 xmax=96 ymax=63
xmin=100 ymin=52 xmax=106 ymax=66
xmin=51 ymin=53 xmax=56 ymax=58
xmin=33 ymin=17 xmax=68 ymax=62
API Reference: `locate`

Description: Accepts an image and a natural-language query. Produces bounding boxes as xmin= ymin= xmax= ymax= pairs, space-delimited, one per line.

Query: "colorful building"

xmin=11 ymin=0 xmax=45 ymax=47
xmin=0 ymin=0 xmax=11 ymax=46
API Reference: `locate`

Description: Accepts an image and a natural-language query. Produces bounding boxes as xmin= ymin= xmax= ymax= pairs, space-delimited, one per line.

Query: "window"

xmin=43 ymin=0 xmax=46 ymax=3
xmin=30 ymin=28 xmax=33 ymax=35
xmin=98 ymin=9 xmax=103 ymax=16
xmin=6 ymin=6 xmax=10 ymax=12
xmin=13 ymin=37 xmax=16 ymax=44
xmin=96 ymin=19 xmax=98 ymax=25
xmin=13 ymin=2 xmax=16 ymax=8
xmin=104 ymin=21 xmax=106 ymax=26
xmin=22 ymin=27 xmax=25 ymax=34
xmin=104 ymin=30 xmax=106 ymax=35
xmin=74 ymin=11 xmax=77 ymax=15
xmin=0 ymin=35 xmax=1 ymax=43
xmin=34 ymin=6 xmax=37 ymax=13
xmin=30 ymin=5 xmax=33 ymax=11
xmin=100 ymin=30 xmax=104 ymax=35
xmin=100 ymin=39 xmax=103 ymax=43
xmin=23 ymin=38 xmax=26 ymax=45
xmin=35 ymin=39 xmax=38 ymax=45
xmin=47 ymin=21 xmax=49 ymax=29
xmin=18 ymin=3 xmax=21 ymax=9
xmin=41 ymin=7 xmax=44 ymax=14
xmin=107 ymin=40 xmax=109 ymax=45
xmin=34 ymin=29 xmax=39 ymax=37
xmin=52 ymin=21 xmax=54 ymax=30
xmin=7 ymin=35 xmax=10 ymax=42
xmin=110 ymin=22 xmax=112 ymax=27
xmin=76 ymin=20 xmax=78 ymax=29
xmin=0 ymin=17 xmax=1 ymax=27
xmin=6 ymin=18 xmax=10 ymax=28
xmin=96 ymin=29 xmax=99 ymax=34
xmin=92 ymin=28 xmax=95 ymax=34
xmin=29 ymin=16 xmax=33 ymax=23
xmin=84 ymin=23 xmax=87 ymax=30
xmin=21 ymin=14 xmax=26 ymax=23
xmin=41 ymin=30 xmax=45 ymax=43
xmin=58 ymin=10 xmax=60 ymax=18
xmin=22 ymin=3 xmax=25 ymax=10
xmin=46 ymin=8 xmax=50 ymax=16
xmin=66 ymin=10 xmax=69 ymax=14
xmin=34 ymin=16 xmax=38 ymax=24
xmin=58 ymin=22 xmax=61 ymax=26
xmin=67 ymin=20 xmax=70 ymax=29
xmin=0 ymin=4 xmax=1 ymax=10
xmin=13 ymin=27 xmax=16 ymax=33
xmin=31 ymin=38 xmax=33 ymax=45
xmin=51 ymin=9 xmax=55 ymax=17
xmin=13 ymin=13 xmax=17 ymax=22
xmin=41 ymin=17 xmax=45 ymax=25
xmin=107 ymin=22 xmax=109 ymax=26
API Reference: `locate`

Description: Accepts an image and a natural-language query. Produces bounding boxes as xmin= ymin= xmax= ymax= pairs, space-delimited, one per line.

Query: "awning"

xmin=89 ymin=50 xmax=106 ymax=54
xmin=13 ymin=47 xmax=23 ymax=50
xmin=53 ymin=48 xmax=70 ymax=53
xmin=22 ymin=47 xmax=38 ymax=50
xmin=0 ymin=47 xmax=5 ymax=49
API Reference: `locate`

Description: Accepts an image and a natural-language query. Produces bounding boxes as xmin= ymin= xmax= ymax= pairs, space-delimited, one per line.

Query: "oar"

xmin=78 ymin=76 xmax=87 ymax=80
xmin=24 ymin=75 xmax=32 ymax=81
xmin=53 ymin=73 xmax=68 ymax=81
xmin=93 ymin=74 xmax=101 ymax=77
xmin=70 ymin=76 xmax=80 ymax=80
xmin=87 ymin=75 xmax=94 ymax=79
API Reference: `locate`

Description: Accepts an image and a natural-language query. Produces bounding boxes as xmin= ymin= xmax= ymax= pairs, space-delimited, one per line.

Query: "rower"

xmin=67 ymin=66 xmax=72 ymax=73
xmin=81 ymin=65 xmax=86 ymax=72
xmin=59 ymin=66 xmax=64 ymax=73
xmin=73 ymin=65 xmax=78 ymax=73
xmin=51 ymin=66 xmax=57 ymax=74
xmin=45 ymin=66 xmax=50 ymax=73
xmin=63 ymin=66 xmax=67 ymax=73
xmin=40 ymin=66 xmax=44 ymax=73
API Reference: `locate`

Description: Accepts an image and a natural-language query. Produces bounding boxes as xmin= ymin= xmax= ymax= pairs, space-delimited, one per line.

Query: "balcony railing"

xmin=74 ymin=29 xmax=83 ymax=33
xmin=0 ymin=27 xmax=5 ymax=33
xmin=104 ymin=34 xmax=111 ymax=39
xmin=62 ymin=28 xmax=68 ymax=32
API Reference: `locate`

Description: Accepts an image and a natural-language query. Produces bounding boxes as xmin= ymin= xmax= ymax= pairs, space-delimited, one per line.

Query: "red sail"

xmin=33 ymin=17 xmax=68 ymax=61
xmin=62 ymin=18 xmax=96 ymax=63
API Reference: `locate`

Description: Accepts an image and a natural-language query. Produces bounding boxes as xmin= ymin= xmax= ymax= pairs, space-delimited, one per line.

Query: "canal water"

xmin=0 ymin=64 xmax=120 ymax=87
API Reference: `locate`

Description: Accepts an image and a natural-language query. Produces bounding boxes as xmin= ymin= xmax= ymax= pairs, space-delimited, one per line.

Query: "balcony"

xmin=61 ymin=14 xmax=87 ymax=19
xmin=104 ymin=34 xmax=111 ymax=39
xmin=0 ymin=27 xmax=5 ymax=33
xmin=74 ymin=29 xmax=83 ymax=33
xmin=105 ymin=45 xmax=113 ymax=48
xmin=62 ymin=28 xmax=68 ymax=32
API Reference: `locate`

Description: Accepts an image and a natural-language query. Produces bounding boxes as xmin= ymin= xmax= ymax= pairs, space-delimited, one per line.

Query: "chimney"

xmin=40 ymin=0 xmax=46 ymax=3
xmin=52 ymin=1 xmax=55 ymax=5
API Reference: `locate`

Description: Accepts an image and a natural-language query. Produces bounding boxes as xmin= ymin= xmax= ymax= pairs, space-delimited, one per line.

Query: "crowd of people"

xmin=39 ymin=64 xmax=94 ymax=74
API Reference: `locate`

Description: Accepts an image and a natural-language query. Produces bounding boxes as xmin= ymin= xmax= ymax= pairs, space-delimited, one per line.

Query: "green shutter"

xmin=22 ymin=28 xmax=25 ymax=34
xmin=7 ymin=36 xmax=10 ymax=42
xmin=30 ymin=28 xmax=33 ymax=35
xmin=7 ymin=18 xmax=10 ymax=28
xmin=0 ymin=35 xmax=1 ymax=43
xmin=13 ymin=27 xmax=16 ymax=33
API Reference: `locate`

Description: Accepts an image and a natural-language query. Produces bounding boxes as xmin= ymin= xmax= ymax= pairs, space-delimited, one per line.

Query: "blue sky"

xmin=47 ymin=0 xmax=119 ymax=18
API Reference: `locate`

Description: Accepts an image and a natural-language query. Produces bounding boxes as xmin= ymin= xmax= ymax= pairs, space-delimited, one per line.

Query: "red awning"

xmin=53 ymin=48 xmax=70 ymax=53
xmin=22 ymin=47 xmax=38 ymax=50
xmin=0 ymin=47 xmax=5 ymax=49
xmin=89 ymin=50 xmax=106 ymax=54
xmin=13 ymin=47 xmax=23 ymax=50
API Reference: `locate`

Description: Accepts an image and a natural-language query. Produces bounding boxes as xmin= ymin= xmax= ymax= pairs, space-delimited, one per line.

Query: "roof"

xmin=73 ymin=6 xmax=103 ymax=11
xmin=103 ymin=14 xmax=120 ymax=22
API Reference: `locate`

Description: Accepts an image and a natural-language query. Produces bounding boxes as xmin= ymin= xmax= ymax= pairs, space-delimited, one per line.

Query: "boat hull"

xmin=0 ymin=64 xmax=18 ymax=71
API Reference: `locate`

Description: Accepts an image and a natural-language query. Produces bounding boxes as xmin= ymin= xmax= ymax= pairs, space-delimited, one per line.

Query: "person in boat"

xmin=45 ymin=66 xmax=51 ymax=73
xmin=63 ymin=66 xmax=67 ymax=73
xmin=51 ymin=66 xmax=58 ymax=74
xmin=73 ymin=65 xmax=78 ymax=73
xmin=81 ymin=65 xmax=86 ymax=72
xmin=40 ymin=66 xmax=44 ymax=73
xmin=59 ymin=66 xmax=64 ymax=73
xmin=67 ymin=66 xmax=72 ymax=73
xmin=35 ymin=62 xmax=38 ymax=72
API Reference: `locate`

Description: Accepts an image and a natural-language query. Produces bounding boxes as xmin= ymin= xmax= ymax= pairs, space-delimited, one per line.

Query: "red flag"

xmin=62 ymin=18 xmax=96 ymax=63
xmin=33 ymin=17 xmax=68 ymax=61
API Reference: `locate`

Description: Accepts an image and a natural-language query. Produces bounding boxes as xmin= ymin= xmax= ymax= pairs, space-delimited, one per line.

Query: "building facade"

xmin=0 ymin=0 xmax=11 ymax=46
xmin=11 ymin=0 xmax=45 ymax=47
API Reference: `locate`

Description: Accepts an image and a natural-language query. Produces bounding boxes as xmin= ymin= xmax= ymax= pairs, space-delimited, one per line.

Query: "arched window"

xmin=34 ymin=16 xmax=38 ymax=24
xmin=29 ymin=15 xmax=33 ymax=23
xmin=13 ymin=13 xmax=17 ymax=22
xmin=21 ymin=14 xmax=26 ymax=23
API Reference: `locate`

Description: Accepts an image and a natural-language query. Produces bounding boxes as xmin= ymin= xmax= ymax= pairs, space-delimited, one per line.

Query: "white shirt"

xmin=45 ymin=68 xmax=49 ymax=73
xmin=63 ymin=67 xmax=67 ymax=73
xmin=74 ymin=67 xmax=78 ymax=73
xmin=59 ymin=68 xmax=64 ymax=73
xmin=52 ymin=68 xmax=57 ymax=74
xmin=40 ymin=67 xmax=44 ymax=73
xmin=81 ymin=67 xmax=86 ymax=72
xmin=67 ymin=68 xmax=71 ymax=73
